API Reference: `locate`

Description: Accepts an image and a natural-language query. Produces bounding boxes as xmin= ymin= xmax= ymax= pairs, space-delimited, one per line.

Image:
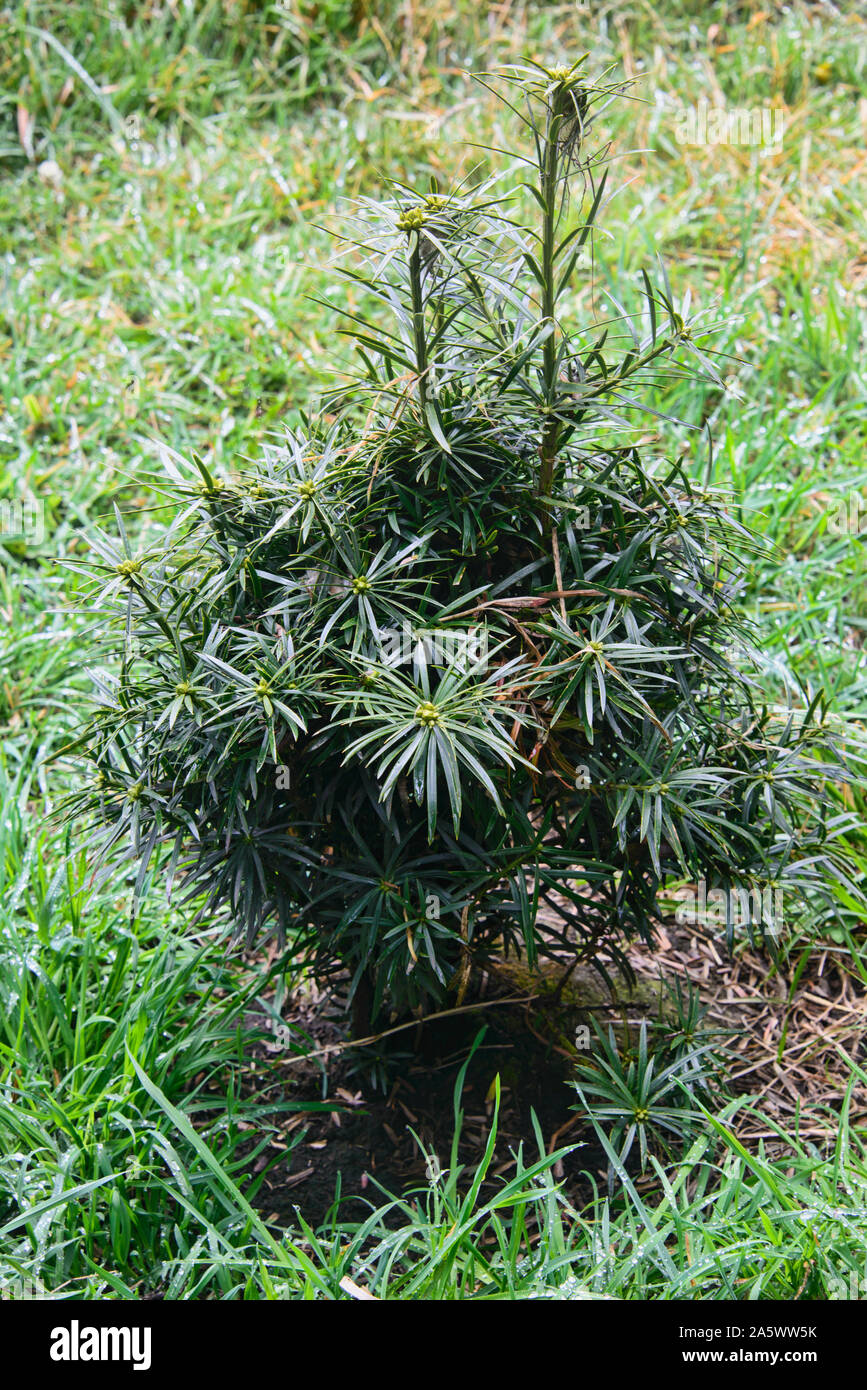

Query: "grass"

xmin=1 ymin=0 xmax=866 ymax=1298
xmin=0 ymin=761 xmax=337 ymax=1298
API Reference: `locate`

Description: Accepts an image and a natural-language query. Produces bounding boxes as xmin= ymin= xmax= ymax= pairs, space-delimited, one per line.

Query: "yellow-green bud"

xmin=397 ymin=208 xmax=427 ymax=233
xmin=415 ymin=700 xmax=440 ymax=727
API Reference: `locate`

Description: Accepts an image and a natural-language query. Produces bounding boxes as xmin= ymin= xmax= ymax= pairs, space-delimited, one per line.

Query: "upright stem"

xmin=537 ymin=120 xmax=562 ymax=523
xmin=351 ymin=967 xmax=375 ymax=1040
xmin=409 ymin=235 xmax=428 ymax=413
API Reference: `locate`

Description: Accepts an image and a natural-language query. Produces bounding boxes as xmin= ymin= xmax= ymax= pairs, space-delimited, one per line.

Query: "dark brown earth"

xmin=250 ymin=993 xmax=612 ymax=1230
xmin=234 ymin=912 xmax=867 ymax=1232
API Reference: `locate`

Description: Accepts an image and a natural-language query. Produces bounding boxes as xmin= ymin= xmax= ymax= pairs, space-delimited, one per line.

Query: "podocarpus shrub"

xmin=66 ymin=60 xmax=859 ymax=1034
